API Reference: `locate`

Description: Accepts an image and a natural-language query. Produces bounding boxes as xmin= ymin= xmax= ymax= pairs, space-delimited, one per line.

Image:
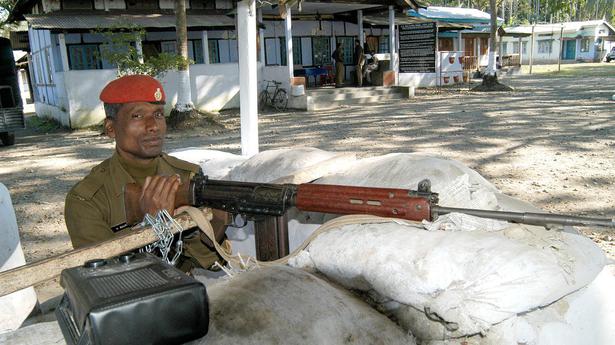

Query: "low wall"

xmin=398 ymin=51 xmax=464 ymax=88
xmin=64 ymin=69 xmax=116 ymax=128
xmin=59 ymin=64 xmax=243 ymax=128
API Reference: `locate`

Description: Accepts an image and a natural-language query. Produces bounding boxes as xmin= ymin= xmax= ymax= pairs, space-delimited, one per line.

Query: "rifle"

xmin=125 ymin=171 xmax=615 ymax=259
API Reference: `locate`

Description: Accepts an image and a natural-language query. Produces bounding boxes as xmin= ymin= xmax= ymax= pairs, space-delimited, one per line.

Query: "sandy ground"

xmin=1 ymin=64 xmax=614 ymax=303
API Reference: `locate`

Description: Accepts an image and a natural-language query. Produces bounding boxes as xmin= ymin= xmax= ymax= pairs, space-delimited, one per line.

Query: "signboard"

xmin=398 ymin=22 xmax=437 ymax=73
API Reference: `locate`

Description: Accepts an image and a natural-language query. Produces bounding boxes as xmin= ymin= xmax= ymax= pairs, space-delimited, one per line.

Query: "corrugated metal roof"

xmin=504 ymin=20 xmax=614 ymax=36
xmin=408 ymin=6 xmax=503 ymax=25
xmin=364 ymin=13 xmax=471 ymax=31
xmin=24 ymin=14 xmax=234 ymax=30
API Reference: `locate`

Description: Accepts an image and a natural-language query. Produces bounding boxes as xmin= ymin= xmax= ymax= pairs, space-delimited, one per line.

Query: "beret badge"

xmin=154 ymin=88 xmax=163 ymax=102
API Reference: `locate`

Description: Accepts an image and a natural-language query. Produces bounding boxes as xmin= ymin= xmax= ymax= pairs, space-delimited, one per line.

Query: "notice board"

xmin=398 ymin=22 xmax=437 ymax=73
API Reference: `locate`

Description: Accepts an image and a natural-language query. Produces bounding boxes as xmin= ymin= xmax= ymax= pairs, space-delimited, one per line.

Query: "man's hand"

xmin=139 ymin=175 xmax=181 ymax=217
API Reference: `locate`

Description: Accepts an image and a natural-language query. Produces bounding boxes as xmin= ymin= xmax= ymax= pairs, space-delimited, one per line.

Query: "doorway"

xmin=562 ymin=40 xmax=576 ymax=60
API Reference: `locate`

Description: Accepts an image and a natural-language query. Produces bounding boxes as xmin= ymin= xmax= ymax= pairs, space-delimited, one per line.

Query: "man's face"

xmin=105 ymin=102 xmax=166 ymax=164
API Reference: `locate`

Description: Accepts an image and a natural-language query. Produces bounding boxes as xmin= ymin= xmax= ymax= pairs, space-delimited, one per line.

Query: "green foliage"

xmin=92 ymin=25 xmax=190 ymax=78
xmin=423 ymin=0 xmax=614 ymax=24
xmin=27 ymin=115 xmax=64 ymax=133
xmin=0 ymin=0 xmax=17 ymax=37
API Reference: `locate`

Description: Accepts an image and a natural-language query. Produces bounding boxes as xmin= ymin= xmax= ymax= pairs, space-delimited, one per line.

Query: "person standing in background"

xmin=332 ymin=42 xmax=345 ymax=88
xmin=353 ymin=39 xmax=365 ymax=87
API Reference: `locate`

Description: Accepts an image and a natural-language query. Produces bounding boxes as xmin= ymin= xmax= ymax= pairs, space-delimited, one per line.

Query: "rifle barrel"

xmin=432 ymin=206 xmax=615 ymax=228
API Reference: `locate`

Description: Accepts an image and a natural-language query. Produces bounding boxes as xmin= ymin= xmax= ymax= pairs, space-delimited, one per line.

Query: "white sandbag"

xmin=194 ymin=265 xmax=416 ymax=345
xmin=292 ymin=221 xmax=605 ymax=337
xmin=169 ymin=148 xmax=247 ymax=179
xmin=0 ymin=183 xmax=38 ymax=334
xmin=224 ymin=147 xmax=339 ymax=182
xmin=423 ymin=265 xmax=615 ymax=345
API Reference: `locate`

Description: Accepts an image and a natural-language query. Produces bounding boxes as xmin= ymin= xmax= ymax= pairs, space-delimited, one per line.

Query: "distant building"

xmin=502 ymin=20 xmax=615 ymax=64
xmin=8 ymin=0 xmax=422 ymax=127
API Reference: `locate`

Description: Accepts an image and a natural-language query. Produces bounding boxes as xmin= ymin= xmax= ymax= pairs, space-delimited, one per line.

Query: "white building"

xmin=10 ymin=0 xmax=423 ymax=128
xmin=502 ymin=20 xmax=615 ymax=64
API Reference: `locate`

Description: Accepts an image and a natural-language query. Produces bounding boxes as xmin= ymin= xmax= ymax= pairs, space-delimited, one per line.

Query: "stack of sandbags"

xmin=223 ymin=147 xmax=346 ymax=182
xmin=0 ymin=266 xmax=417 ymax=345
xmin=0 ymin=183 xmax=38 ymax=334
xmin=284 ymin=153 xmax=611 ymax=344
xmin=198 ymin=265 xmax=416 ymax=345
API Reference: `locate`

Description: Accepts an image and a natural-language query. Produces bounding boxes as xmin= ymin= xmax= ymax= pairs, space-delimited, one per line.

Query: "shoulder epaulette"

xmin=69 ymin=159 xmax=109 ymax=200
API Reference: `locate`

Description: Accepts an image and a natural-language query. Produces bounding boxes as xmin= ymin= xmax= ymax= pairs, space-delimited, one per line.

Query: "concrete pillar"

xmin=476 ymin=37 xmax=480 ymax=58
xmin=388 ymin=6 xmax=396 ymax=82
xmin=358 ymin=10 xmax=364 ymax=48
xmin=135 ymin=34 xmax=144 ymax=64
xmin=458 ymin=30 xmax=463 ymax=52
xmin=237 ymin=0 xmax=259 ymax=156
xmin=257 ymin=8 xmax=265 ymax=64
xmin=57 ymin=33 xmax=70 ymax=71
xmin=518 ymin=36 xmax=523 ymax=65
xmin=201 ymin=30 xmax=210 ymax=64
xmin=285 ymin=5 xmax=294 ymax=79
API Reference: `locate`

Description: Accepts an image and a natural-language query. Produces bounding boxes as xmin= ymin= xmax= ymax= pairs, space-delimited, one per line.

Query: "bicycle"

xmin=259 ymin=80 xmax=288 ymax=111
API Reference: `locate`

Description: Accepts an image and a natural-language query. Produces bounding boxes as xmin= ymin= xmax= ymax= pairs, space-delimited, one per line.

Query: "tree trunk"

xmin=169 ymin=0 xmax=195 ymax=128
xmin=486 ymin=0 xmax=497 ymax=76
xmin=472 ymin=0 xmax=513 ymax=92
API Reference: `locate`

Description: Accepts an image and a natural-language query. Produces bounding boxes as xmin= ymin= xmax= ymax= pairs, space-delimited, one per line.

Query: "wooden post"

xmin=238 ymin=0 xmax=259 ymax=157
xmin=558 ymin=24 xmax=563 ymax=72
xmin=0 ymin=212 xmax=203 ymax=298
xmin=529 ymin=25 xmax=535 ymax=74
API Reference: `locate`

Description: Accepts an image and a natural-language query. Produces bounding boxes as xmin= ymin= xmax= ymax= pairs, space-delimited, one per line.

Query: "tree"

xmin=94 ymin=25 xmax=187 ymax=79
xmin=168 ymin=0 xmax=196 ymax=128
xmin=0 ymin=0 xmax=17 ymax=37
xmin=472 ymin=0 xmax=514 ymax=91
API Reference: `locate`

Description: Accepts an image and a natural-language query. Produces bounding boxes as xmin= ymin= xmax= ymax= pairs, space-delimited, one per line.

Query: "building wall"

xmin=28 ymin=28 xmax=70 ymax=125
xmin=399 ymin=51 xmax=464 ymax=88
xmin=502 ymin=23 xmax=612 ymax=64
xmin=57 ymin=62 xmax=241 ymax=128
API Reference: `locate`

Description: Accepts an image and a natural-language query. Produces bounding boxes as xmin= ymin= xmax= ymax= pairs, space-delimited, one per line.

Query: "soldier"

xmin=64 ymin=74 xmax=224 ymax=272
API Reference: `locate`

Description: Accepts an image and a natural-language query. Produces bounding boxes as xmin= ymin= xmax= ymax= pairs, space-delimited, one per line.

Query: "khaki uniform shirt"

xmin=65 ymin=152 xmax=219 ymax=269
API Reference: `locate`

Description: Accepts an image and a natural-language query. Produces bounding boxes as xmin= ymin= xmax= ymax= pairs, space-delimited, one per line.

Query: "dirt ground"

xmin=1 ymin=63 xmax=614 ymax=303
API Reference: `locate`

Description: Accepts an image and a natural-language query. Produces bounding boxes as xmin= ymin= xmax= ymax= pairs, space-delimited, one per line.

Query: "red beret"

xmin=100 ymin=75 xmax=166 ymax=104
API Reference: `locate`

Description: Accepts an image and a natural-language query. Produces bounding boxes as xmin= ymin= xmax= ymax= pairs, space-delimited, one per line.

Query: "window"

xmin=312 ymin=37 xmax=331 ymax=66
xmin=62 ymin=0 xmax=93 ymax=10
xmin=191 ymin=0 xmax=215 ymax=9
xmin=580 ymin=38 xmax=590 ymax=52
xmin=522 ymin=41 xmax=527 ymax=54
xmin=280 ymin=37 xmax=302 ymax=65
xmin=502 ymin=42 xmax=508 ymax=55
xmin=480 ymin=37 xmax=489 ymax=55
xmin=264 ymin=37 xmax=281 ymax=65
xmin=512 ymin=42 xmax=519 ymax=54
xmin=68 ymin=44 xmax=100 ymax=70
xmin=208 ymin=39 xmax=220 ymax=63
xmin=126 ymin=0 xmax=158 ymax=9
xmin=160 ymin=41 xmax=177 ymax=55
xmin=537 ymin=40 xmax=552 ymax=54
xmin=379 ymin=35 xmax=389 ymax=53
xmin=192 ymin=40 xmax=204 ymax=64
